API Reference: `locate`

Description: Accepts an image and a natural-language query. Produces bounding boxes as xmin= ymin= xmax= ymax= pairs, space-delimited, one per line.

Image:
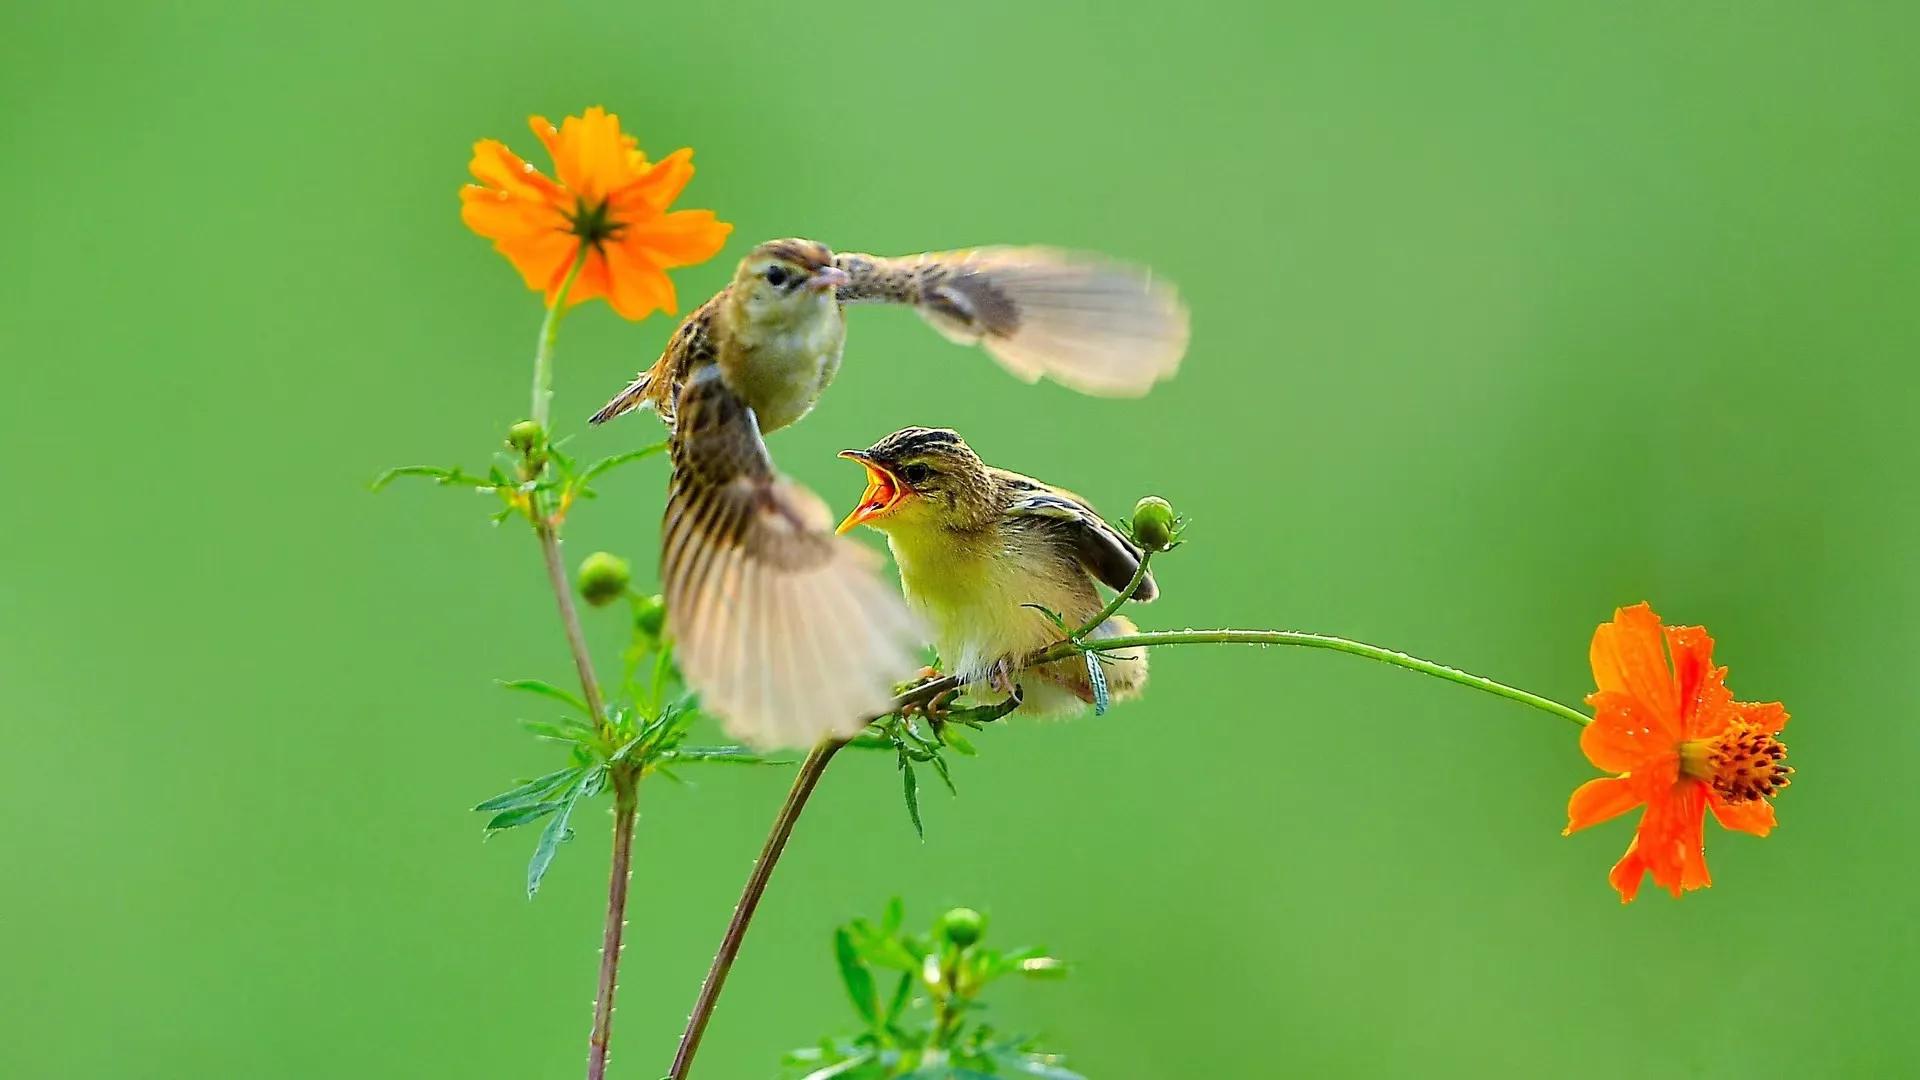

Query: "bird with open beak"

xmin=590 ymin=238 xmax=1185 ymax=747
xmin=839 ymin=427 xmax=1154 ymax=717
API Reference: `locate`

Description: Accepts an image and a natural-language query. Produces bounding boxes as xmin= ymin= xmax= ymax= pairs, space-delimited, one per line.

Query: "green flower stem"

xmin=1074 ymin=551 xmax=1152 ymax=639
xmin=535 ymin=520 xmax=609 ymax=728
xmin=1039 ymin=629 xmax=1591 ymax=727
xmin=669 ymin=740 xmax=846 ymax=1080
xmin=586 ymin=771 xmax=638 ymax=1080
xmin=518 ymin=242 xmax=626 ymax=1080
xmin=665 ymin=621 xmax=1585 ymax=1078
xmin=530 ymin=245 xmax=590 ymax=430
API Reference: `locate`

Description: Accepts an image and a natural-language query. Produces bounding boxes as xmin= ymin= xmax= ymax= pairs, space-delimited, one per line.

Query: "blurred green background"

xmin=5 ymin=1 xmax=1916 ymax=1076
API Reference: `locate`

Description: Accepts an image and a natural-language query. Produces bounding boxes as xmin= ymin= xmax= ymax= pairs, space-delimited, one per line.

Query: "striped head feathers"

xmin=837 ymin=427 xmax=996 ymax=533
xmin=726 ymin=238 xmax=848 ymax=329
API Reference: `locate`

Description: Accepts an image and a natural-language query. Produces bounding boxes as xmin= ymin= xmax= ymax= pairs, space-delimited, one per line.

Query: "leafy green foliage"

xmin=525 ymin=765 xmax=602 ymax=896
xmin=857 ymin=714 xmax=956 ymax=838
xmin=385 ymin=427 xmax=782 ymax=893
xmin=468 ymin=518 xmax=784 ymax=895
xmin=475 ymin=659 xmax=776 ymax=893
xmin=371 ymin=423 xmax=666 ymax=527
xmin=845 ymin=665 xmax=1033 ymax=836
xmin=785 ymin=903 xmax=1082 ymax=1080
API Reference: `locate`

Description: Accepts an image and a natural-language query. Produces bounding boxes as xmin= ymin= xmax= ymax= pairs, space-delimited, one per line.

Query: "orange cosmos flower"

xmin=460 ymin=106 xmax=730 ymax=320
xmin=1564 ymin=603 xmax=1791 ymax=903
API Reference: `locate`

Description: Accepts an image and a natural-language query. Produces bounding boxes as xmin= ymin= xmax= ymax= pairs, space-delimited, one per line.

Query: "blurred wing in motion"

xmin=836 ymin=247 xmax=1189 ymax=397
xmin=662 ymin=366 xmax=923 ymax=747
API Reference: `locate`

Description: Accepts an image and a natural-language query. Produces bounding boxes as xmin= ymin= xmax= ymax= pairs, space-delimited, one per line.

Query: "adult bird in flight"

xmin=590 ymin=239 xmax=1187 ymax=747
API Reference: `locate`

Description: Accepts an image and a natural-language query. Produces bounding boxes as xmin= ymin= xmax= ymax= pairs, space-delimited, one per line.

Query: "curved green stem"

xmin=1074 ymin=551 xmax=1152 ymax=639
xmin=663 ymin=623 xmax=1584 ymax=1077
xmin=1037 ymin=629 xmax=1590 ymax=727
xmin=530 ymin=245 xmax=591 ymax=430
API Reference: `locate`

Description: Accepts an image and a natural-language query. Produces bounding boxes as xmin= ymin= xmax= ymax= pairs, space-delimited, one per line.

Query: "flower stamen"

xmin=1681 ymin=721 xmax=1792 ymax=803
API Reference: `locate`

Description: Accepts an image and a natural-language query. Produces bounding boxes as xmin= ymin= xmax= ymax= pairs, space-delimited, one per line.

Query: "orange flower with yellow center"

xmin=1565 ymin=603 xmax=1791 ymax=903
xmin=460 ymin=106 xmax=730 ymax=320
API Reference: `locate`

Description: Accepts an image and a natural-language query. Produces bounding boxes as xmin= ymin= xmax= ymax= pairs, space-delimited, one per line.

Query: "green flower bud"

xmin=577 ymin=552 xmax=631 ymax=608
xmin=1131 ymin=496 xmax=1178 ymax=551
xmin=939 ymin=907 xmax=987 ymax=948
xmin=632 ymin=592 xmax=666 ymax=640
xmin=506 ymin=420 xmax=544 ymax=454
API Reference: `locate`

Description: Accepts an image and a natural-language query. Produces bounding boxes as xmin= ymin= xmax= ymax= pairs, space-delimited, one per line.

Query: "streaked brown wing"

xmin=1001 ymin=476 xmax=1158 ymax=602
xmin=835 ymin=247 xmax=1188 ymax=398
xmin=663 ymin=365 xmax=923 ymax=747
xmin=589 ymin=292 xmax=724 ymax=428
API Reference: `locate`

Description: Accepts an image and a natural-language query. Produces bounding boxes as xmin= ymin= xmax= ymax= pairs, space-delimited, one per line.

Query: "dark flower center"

xmin=567 ymin=197 xmax=622 ymax=248
xmin=1680 ymin=721 xmax=1792 ymax=803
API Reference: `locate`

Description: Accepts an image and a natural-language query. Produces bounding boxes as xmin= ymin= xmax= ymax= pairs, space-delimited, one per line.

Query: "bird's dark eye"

xmin=899 ymin=463 xmax=933 ymax=485
xmin=763 ymin=265 xmax=791 ymax=288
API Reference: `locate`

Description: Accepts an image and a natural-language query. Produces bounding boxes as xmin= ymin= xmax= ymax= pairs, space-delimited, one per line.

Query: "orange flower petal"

xmin=611 ymin=147 xmax=696 ymax=211
xmin=532 ymin=107 xmax=640 ymax=203
xmin=1607 ymin=837 xmax=1648 ymax=903
xmin=515 ymin=239 xmax=582 ymax=296
xmin=1564 ymin=776 xmax=1642 ymax=835
xmin=463 ymin=202 xmax=579 ymax=294
xmin=565 ymin=245 xmax=615 ymax=308
xmin=1631 ymin=779 xmax=1711 ymax=899
xmin=1737 ymin=700 xmax=1790 ymax=735
xmin=1709 ymin=794 xmax=1777 ymax=837
xmin=1665 ymin=624 xmax=1715 ymax=717
xmin=1581 ymin=690 xmax=1677 ymax=776
xmin=460 ymin=185 xmax=567 ymax=244
xmin=467 ymin=138 xmax=565 ymax=205
xmin=601 ymin=240 xmax=677 ymax=320
xmin=627 ymin=209 xmax=733 ymax=268
xmin=1589 ymin=603 xmax=1679 ymax=733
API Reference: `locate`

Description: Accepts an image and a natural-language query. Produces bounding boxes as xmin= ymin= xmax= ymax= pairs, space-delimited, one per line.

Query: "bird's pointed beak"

xmin=836 ymin=450 xmax=906 ymax=534
xmin=808 ymin=265 xmax=851 ymax=292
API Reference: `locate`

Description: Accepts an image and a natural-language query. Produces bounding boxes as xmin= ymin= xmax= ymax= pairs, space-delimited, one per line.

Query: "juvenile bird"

xmin=837 ymin=427 xmax=1154 ymax=716
xmin=591 ymin=240 xmax=1186 ymax=747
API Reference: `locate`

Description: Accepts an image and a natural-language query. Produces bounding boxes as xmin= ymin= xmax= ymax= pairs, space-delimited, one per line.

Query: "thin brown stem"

xmin=668 ymin=740 xmax=845 ymax=1079
xmin=587 ymin=772 xmax=639 ymax=1080
xmin=535 ymin=520 xmax=609 ymax=728
xmin=531 ymin=498 xmax=626 ymax=1079
xmin=666 ymin=617 xmax=1586 ymax=1077
xmin=514 ymin=242 xmax=635 ymax=1080
xmin=666 ymin=671 xmax=985 ymax=1079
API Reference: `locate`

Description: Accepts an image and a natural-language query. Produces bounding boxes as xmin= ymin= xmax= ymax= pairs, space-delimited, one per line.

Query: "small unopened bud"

xmin=506 ymin=420 xmax=544 ymax=454
xmin=632 ymin=593 xmax=666 ymax=640
xmin=577 ymin=552 xmax=631 ymax=607
xmin=940 ymin=907 xmax=987 ymax=948
xmin=1131 ymin=496 xmax=1179 ymax=551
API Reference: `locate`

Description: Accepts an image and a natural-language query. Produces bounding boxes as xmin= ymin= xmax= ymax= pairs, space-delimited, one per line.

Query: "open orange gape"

xmin=835 ymin=450 xmax=908 ymax=533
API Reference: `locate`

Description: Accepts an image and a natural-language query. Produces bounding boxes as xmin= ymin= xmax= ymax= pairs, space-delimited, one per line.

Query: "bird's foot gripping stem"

xmin=898 ymin=666 xmax=960 ymax=721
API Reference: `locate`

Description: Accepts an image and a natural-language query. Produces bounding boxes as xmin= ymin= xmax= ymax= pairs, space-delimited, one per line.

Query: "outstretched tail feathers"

xmin=909 ymin=247 xmax=1189 ymax=398
xmin=588 ymin=372 xmax=655 ymax=425
xmin=590 ymin=297 xmax=720 ymax=426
